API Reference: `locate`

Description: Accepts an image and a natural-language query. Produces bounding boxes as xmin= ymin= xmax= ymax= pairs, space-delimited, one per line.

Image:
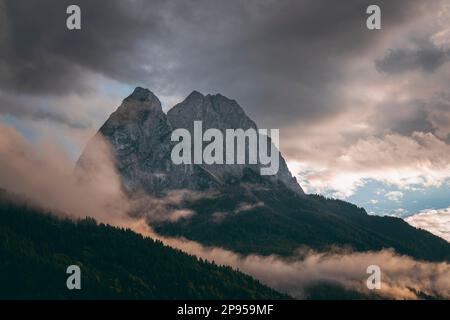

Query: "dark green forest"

xmin=0 ymin=192 xmax=287 ymax=300
xmin=155 ymin=168 xmax=450 ymax=261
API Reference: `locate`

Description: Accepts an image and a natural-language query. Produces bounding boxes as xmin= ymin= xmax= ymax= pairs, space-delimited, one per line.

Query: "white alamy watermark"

xmin=366 ymin=264 xmax=381 ymax=290
xmin=65 ymin=4 xmax=379 ymax=31
xmin=171 ymin=121 xmax=280 ymax=175
xmin=66 ymin=265 xmax=81 ymax=290
xmin=366 ymin=5 xmax=381 ymax=30
xmin=66 ymin=5 xmax=81 ymax=30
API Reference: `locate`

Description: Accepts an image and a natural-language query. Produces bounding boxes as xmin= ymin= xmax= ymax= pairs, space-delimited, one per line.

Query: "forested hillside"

xmin=0 ymin=193 xmax=287 ymax=299
xmin=155 ymin=169 xmax=450 ymax=262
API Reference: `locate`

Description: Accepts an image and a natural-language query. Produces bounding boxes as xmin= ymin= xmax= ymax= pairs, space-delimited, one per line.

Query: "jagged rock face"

xmin=78 ymin=88 xmax=175 ymax=195
xmin=167 ymin=91 xmax=303 ymax=194
xmin=77 ymin=87 xmax=303 ymax=196
xmin=78 ymin=88 xmax=221 ymax=195
xmin=168 ymin=91 xmax=258 ymax=132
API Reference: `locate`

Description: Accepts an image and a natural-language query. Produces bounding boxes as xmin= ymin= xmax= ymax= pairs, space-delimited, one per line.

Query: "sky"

xmin=1 ymin=0 xmax=450 ymax=239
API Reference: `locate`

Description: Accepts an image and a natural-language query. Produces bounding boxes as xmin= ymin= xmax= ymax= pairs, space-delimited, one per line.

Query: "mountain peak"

xmin=186 ymin=90 xmax=205 ymax=99
xmin=165 ymin=91 xmax=303 ymax=195
xmin=80 ymin=88 xmax=304 ymax=196
xmin=96 ymin=87 xmax=165 ymax=138
xmin=181 ymin=91 xmax=235 ymax=108
xmin=114 ymin=87 xmax=162 ymax=115
xmin=125 ymin=87 xmax=159 ymax=103
xmin=208 ymin=93 xmax=232 ymax=101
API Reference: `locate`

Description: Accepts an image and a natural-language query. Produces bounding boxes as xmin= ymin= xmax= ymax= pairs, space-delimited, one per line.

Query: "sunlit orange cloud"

xmin=130 ymin=220 xmax=450 ymax=300
xmin=286 ymin=128 xmax=450 ymax=199
xmin=406 ymin=207 xmax=450 ymax=242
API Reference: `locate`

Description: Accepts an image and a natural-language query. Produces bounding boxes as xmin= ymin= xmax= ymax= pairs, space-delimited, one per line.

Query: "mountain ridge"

xmin=78 ymin=87 xmax=304 ymax=196
xmin=78 ymin=87 xmax=450 ymax=265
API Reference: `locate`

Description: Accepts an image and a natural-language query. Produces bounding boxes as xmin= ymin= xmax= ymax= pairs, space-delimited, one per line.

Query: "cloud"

xmin=126 ymin=189 xmax=218 ymax=223
xmin=0 ymin=123 xmax=131 ymax=224
xmin=0 ymin=0 xmax=169 ymax=95
xmin=406 ymin=207 xmax=450 ymax=242
xmin=0 ymin=0 xmax=429 ymax=126
xmin=234 ymin=201 xmax=265 ymax=213
xmin=130 ymin=221 xmax=450 ymax=299
xmin=0 ymin=90 xmax=91 ymax=129
xmin=394 ymin=208 xmax=407 ymax=215
xmin=376 ymin=40 xmax=450 ymax=74
xmin=210 ymin=201 xmax=265 ymax=223
xmin=368 ymin=100 xmax=435 ymax=137
xmin=289 ymin=131 xmax=450 ymax=198
xmin=0 ymin=123 xmax=220 ymax=227
xmin=386 ymin=191 xmax=404 ymax=202
xmin=427 ymin=92 xmax=450 ymax=141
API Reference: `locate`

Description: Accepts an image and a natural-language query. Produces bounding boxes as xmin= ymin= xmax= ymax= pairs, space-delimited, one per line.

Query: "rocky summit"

xmin=77 ymin=87 xmax=304 ymax=196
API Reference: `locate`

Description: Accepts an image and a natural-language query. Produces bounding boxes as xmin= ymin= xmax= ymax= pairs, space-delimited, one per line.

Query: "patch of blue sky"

xmin=0 ymin=114 xmax=41 ymax=144
xmin=347 ymin=179 xmax=450 ymax=218
xmin=98 ymin=78 xmax=134 ymax=100
xmin=1 ymin=114 xmax=81 ymax=161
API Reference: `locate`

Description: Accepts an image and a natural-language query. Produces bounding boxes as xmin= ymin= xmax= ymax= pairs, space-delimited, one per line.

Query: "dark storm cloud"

xmin=426 ymin=92 xmax=450 ymax=142
xmin=157 ymin=0 xmax=427 ymax=126
xmin=0 ymin=0 xmax=169 ymax=95
xmin=0 ymin=0 xmax=434 ymax=128
xmin=369 ymin=100 xmax=435 ymax=136
xmin=376 ymin=40 xmax=450 ymax=74
xmin=0 ymin=91 xmax=90 ymax=129
xmin=369 ymin=92 xmax=450 ymax=141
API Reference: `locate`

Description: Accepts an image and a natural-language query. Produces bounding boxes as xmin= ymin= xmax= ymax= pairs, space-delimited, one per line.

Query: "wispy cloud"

xmin=288 ymin=131 xmax=450 ymax=198
xmin=406 ymin=207 xmax=450 ymax=242
xmin=386 ymin=191 xmax=404 ymax=202
xmin=0 ymin=123 xmax=129 ymax=224
xmin=132 ymin=221 xmax=450 ymax=299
